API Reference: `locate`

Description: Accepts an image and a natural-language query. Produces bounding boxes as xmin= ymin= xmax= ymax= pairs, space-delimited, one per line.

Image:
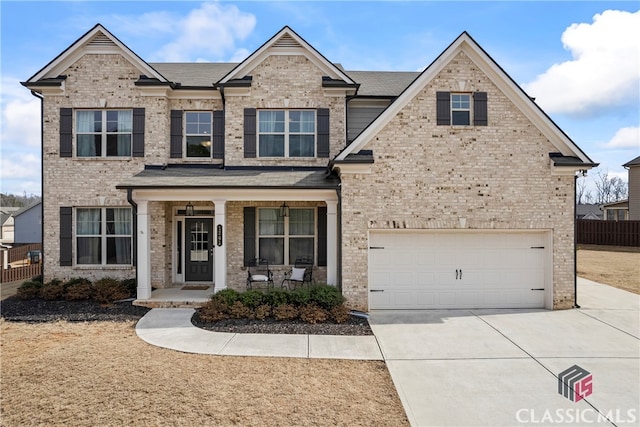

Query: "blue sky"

xmin=1 ymin=1 xmax=638 ymax=197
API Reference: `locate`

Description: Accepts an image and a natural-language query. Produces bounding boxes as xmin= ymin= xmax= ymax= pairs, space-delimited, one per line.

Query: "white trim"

xmin=132 ymin=188 xmax=338 ymax=203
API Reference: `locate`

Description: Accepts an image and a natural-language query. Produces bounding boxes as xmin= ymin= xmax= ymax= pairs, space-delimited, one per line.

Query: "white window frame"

xmin=76 ymin=207 xmax=132 ymax=266
xmin=184 ymin=111 xmax=213 ymax=159
xmin=257 ymin=207 xmax=316 ymax=265
xmin=451 ymin=94 xmax=471 ymax=126
xmin=258 ymin=110 xmax=316 ymax=158
xmin=76 ymin=110 xmax=133 ymax=157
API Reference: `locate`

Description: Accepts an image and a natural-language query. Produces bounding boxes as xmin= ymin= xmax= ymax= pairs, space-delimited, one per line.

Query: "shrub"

xmin=299 ymin=303 xmax=329 ymax=324
xmin=330 ymin=304 xmax=350 ymax=324
xmin=40 ymin=279 xmax=66 ymax=300
xmin=254 ymin=304 xmax=271 ymax=320
xmin=93 ymin=278 xmax=130 ymax=303
xmin=289 ymin=287 xmax=311 ymax=307
xmin=198 ymin=299 xmax=229 ymax=322
xmin=309 ymin=284 xmax=345 ymax=310
xmin=16 ymin=280 xmax=42 ymax=300
xmin=31 ymin=275 xmax=43 ymax=283
xmin=121 ymin=278 xmax=137 ymax=297
xmin=272 ymin=303 xmax=298 ymax=321
xmin=64 ymin=278 xmax=93 ymax=300
xmin=212 ymin=288 xmax=240 ymax=306
xmin=228 ymin=301 xmax=252 ymax=319
xmin=239 ymin=290 xmax=264 ymax=309
xmin=263 ymin=288 xmax=290 ymax=307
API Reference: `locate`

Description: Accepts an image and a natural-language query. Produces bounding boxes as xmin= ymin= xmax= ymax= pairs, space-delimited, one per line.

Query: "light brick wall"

xmin=339 ymin=52 xmax=575 ymax=311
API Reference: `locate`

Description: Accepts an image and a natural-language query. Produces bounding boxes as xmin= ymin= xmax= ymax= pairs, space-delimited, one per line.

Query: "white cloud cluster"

xmin=152 ymin=2 xmax=256 ymax=62
xmin=523 ymin=9 xmax=640 ymax=116
xmin=604 ymin=126 xmax=640 ymax=149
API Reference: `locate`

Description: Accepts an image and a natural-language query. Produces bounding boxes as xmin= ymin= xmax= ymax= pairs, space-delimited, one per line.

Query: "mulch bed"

xmin=0 ymin=297 xmax=373 ymax=336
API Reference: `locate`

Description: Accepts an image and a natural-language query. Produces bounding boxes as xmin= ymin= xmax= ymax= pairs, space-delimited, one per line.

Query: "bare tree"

xmin=576 ymin=176 xmax=593 ymax=204
xmin=592 ymin=169 xmax=628 ymax=204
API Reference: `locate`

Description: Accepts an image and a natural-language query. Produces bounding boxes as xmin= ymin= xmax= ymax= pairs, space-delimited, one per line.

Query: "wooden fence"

xmin=577 ymin=220 xmax=640 ymax=247
xmin=1 ymin=244 xmax=43 ymax=283
xmin=1 ymin=264 xmax=41 ymax=284
xmin=8 ymin=243 xmax=42 ymax=263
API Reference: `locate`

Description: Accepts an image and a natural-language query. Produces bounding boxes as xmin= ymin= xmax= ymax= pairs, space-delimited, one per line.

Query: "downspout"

xmin=127 ymin=189 xmax=138 ymax=273
xmin=573 ymin=173 xmax=580 ymax=309
xmin=336 ymin=182 xmax=342 ymax=291
xmin=31 ymin=90 xmax=44 ymax=280
xmin=218 ymin=84 xmax=226 ymax=169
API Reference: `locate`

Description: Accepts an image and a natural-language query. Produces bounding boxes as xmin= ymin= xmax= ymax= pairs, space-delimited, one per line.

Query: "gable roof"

xmin=218 ymin=26 xmax=356 ymax=86
xmin=13 ymin=201 xmax=42 ymax=218
xmin=623 ymin=155 xmax=640 ymax=167
xmin=23 ymin=24 xmax=167 ymax=85
xmin=334 ymin=32 xmax=596 ymax=167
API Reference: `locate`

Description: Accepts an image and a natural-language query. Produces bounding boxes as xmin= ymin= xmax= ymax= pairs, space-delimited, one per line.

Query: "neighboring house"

xmin=576 ymin=204 xmax=603 ymax=220
xmin=13 ymin=202 xmax=42 ymax=244
xmin=0 ymin=207 xmax=20 ymax=245
xmin=22 ymin=24 xmax=597 ymax=311
xmin=601 ymin=200 xmax=629 ymax=221
xmin=624 ymin=155 xmax=640 ymax=220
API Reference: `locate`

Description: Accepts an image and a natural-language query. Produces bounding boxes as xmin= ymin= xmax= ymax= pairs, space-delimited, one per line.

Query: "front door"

xmin=185 ymin=218 xmax=214 ymax=282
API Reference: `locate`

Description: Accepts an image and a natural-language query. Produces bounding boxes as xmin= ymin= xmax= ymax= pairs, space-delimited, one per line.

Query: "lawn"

xmin=0 ymin=320 xmax=408 ymax=426
xmin=577 ymin=245 xmax=640 ymax=295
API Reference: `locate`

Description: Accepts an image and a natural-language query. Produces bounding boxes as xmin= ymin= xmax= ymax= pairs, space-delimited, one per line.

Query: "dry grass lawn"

xmin=577 ymin=245 xmax=640 ymax=294
xmin=1 ymin=320 xmax=408 ymax=427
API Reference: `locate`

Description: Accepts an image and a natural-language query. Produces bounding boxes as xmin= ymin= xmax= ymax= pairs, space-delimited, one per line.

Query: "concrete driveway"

xmin=370 ymin=278 xmax=640 ymax=427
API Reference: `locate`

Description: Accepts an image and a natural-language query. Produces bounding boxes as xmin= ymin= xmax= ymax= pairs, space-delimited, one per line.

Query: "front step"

xmin=133 ymin=299 xmax=209 ymax=309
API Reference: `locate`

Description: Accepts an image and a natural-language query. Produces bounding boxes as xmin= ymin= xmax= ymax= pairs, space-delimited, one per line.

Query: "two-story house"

xmin=23 ymin=24 xmax=596 ymax=311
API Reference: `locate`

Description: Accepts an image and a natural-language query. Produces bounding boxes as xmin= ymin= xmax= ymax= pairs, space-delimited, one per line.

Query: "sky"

xmin=1 ymin=0 xmax=638 ymax=197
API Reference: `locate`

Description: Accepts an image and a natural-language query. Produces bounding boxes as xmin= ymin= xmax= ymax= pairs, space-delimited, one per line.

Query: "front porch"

xmin=133 ymin=285 xmax=215 ymax=308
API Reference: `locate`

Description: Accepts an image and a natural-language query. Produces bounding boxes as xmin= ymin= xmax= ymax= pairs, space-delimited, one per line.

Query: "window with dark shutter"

xmin=212 ymin=110 xmax=224 ymax=159
xmin=436 ymin=92 xmax=451 ymax=125
xmin=132 ymin=108 xmax=145 ymax=157
xmin=317 ymin=206 xmax=327 ymax=266
xmin=243 ymin=207 xmax=256 ymax=266
xmin=244 ymin=108 xmax=256 ymax=158
xmin=473 ymin=92 xmax=488 ymax=126
xmin=60 ymin=207 xmax=73 ymax=266
xmin=60 ymin=108 xmax=73 ymax=157
xmin=317 ymin=108 xmax=330 ymax=158
xmin=170 ymin=110 xmax=183 ymax=158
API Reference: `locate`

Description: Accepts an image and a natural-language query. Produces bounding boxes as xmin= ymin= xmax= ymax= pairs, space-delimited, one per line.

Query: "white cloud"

xmin=604 ymin=126 xmax=640 ymax=149
xmin=523 ymin=10 xmax=640 ymax=116
xmin=151 ymin=3 xmax=256 ymax=62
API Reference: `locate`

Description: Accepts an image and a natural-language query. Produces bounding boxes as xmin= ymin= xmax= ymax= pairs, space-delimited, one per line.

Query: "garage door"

xmin=369 ymin=231 xmax=547 ymax=309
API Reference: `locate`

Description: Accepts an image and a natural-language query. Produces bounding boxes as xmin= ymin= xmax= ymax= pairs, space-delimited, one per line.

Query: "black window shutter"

xmin=60 ymin=108 xmax=73 ymax=157
xmin=243 ymin=207 xmax=256 ymax=266
xmin=244 ymin=108 xmax=256 ymax=158
xmin=473 ymin=92 xmax=488 ymax=126
xmin=132 ymin=108 xmax=145 ymax=157
xmin=213 ymin=110 xmax=224 ymax=159
xmin=60 ymin=207 xmax=73 ymax=266
xmin=170 ymin=110 xmax=183 ymax=158
xmin=436 ymin=92 xmax=451 ymax=125
xmin=317 ymin=207 xmax=327 ymax=266
xmin=317 ymin=108 xmax=330 ymax=158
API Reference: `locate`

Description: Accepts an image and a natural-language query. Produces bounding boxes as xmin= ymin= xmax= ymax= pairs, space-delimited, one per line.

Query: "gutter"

xmin=573 ymin=173 xmax=581 ymax=309
xmin=127 ymin=189 xmax=138 ymax=268
xmin=30 ymin=90 xmax=44 ymax=280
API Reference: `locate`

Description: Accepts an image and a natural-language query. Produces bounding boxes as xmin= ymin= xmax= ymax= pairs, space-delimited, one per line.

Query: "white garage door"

xmin=369 ymin=231 xmax=548 ymax=309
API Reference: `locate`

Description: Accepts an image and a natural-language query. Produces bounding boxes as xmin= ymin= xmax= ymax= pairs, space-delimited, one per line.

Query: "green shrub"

xmin=254 ymin=304 xmax=271 ymax=320
xmin=309 ymin=284 xmax=345 ymax=310
xmin=93 ymin=278 xmax=129 ymax=303
xmin=239 ymin=290 xmax=264 ymax=309
xmin=198 ymin=299 xmax=229 ymax=322
xmin=263 ymin=288 xmax=290 ymax=307
xmin=40 ymin=279 xmax=66 ymax=300
xmin=64 ymin=278 xmax=93 ymax=300
xmin=330 ymin=304 xmax=350 ymax=324
xmin=16 ymin=280 xmax=42 ymax=300
xmin=289 ymin=287 xmax=311 ymax=307
xmin=272 ymin=303 xmax=298 ymax=321
xmin=212 ymin=288 xmax=240 ymax=306
xmin=228 ymin=301 xmax=252 ymax=319
xmin=31 ymin=275 xmax=43 ymax=283
xmin=299 ymin=303 xmax=329 ymax=324
xmin=121 ymin=278 xmax=137 ymax=297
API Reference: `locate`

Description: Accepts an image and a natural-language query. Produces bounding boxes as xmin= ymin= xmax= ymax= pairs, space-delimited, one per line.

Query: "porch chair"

xmin=246 ymin=258 xmax=274 ymax=290
xmin=281 ymin=257 xmax=314 ymax=290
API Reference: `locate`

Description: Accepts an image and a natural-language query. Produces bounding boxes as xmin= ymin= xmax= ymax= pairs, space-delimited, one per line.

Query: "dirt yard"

xmin=0 ymin=320 xmax=408 ymax=427
xmin=577 ymin=245 xmax=640 ymax=294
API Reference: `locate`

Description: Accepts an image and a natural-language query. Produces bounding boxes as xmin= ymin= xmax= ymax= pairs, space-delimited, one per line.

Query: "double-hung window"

xmin=76 ymin=207 xmax=132 ymax=265
xmin=258 ymin=110 xmax=315 ymax=157
xmin=185 ymin=112 xmax=212 ymax=158
xmin=451 ymin=94 xmax=471 ymax=125
xmin=258 ymin=208 xmax=315 ymax=265
xmin=76 ymin=110 xmax=132 ymax=157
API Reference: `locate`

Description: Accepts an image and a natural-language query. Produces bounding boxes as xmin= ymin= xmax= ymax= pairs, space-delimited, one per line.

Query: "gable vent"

xmin=273 ymin=34 xmax=302 ymax=48
xmin=86 ymin=32 xmax=117 ymax=48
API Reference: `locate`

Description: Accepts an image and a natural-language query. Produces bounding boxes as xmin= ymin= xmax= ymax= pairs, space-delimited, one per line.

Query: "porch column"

xmin=136 ymin=200 xmax=152 ymax=299
xmin=326 ymin=200 xmax=338 ymax=286
xmin=213 ymin=199 xmax=227 ymax=291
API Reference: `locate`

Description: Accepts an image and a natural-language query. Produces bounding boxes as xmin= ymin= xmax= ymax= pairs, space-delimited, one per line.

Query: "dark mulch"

xmin=192 ymin=312 xmax=373 ymax=336
xmin=0 ymin=296 xmax=151 ymax=323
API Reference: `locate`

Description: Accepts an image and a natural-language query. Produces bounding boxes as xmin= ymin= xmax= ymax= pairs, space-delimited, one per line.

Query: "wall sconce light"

xmin=185 ymin=202 xmax=194 ymax=216
xmin=279 ymin=202 xmax=289 ymax=217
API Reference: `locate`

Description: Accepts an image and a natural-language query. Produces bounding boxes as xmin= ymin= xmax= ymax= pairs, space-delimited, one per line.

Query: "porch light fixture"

xmin=279 ymin=202 xmax=290 ymax=217
xmin=185 ymin=202 xmax=195 ymax=216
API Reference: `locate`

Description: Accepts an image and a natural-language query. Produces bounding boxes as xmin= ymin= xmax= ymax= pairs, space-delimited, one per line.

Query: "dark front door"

xmin=185 ymin=218 xmax=213 ymax=282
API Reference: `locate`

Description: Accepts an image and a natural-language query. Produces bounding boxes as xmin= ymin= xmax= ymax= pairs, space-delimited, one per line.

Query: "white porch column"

xmin=326 ymin=200 xmax=338 ymax=286
xmin=213 ymin=199 xmax=227 ymax=291
xmin=136 ymin=200 xmax=152 ymax=299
